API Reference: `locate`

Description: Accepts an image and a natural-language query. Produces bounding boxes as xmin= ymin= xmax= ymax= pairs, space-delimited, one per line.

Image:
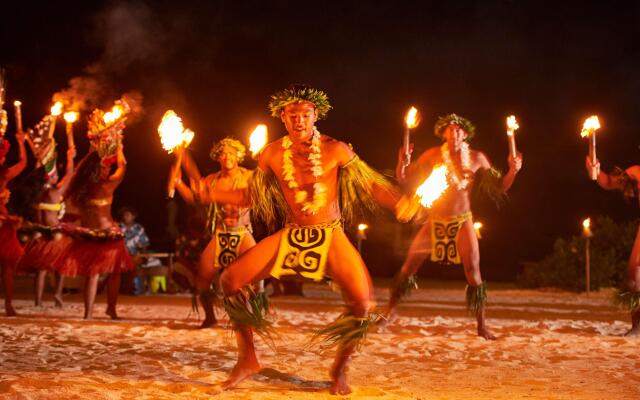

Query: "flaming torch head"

xmin=415 ymin=164 xmax=449 ymax=208
xmin=582 ymin=217 xmax=593 ymax=237
xmin=50 ymin=101 xmax=63 ymax=117
xmin=249 ymin=124 xmax=268 ymax=157
xmin=473 ymin=221 xmax=483 ymax=238
xmin=580 ymin=116 xmax=600 ymax=138
xmin=357 ymin=223 xmax=368 ymax=232
xmin=63 ymin=111 xmax=78 ymax=123
xmin=405 ymin=106 xmax=419 ymax=129
xmin=506 ymin=115 xmax=519 ymax=136
xmin=158 ymin=110 xmax=194 ymax=153
xmin=13 ymin=100 xmax=21 ymax=107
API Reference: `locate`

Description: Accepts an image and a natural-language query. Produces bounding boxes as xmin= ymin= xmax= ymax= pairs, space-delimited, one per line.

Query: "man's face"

xmin=217 ymin=145 xmax=239 ymax=171
xmin=444 ymin=124 xmax=468 ymax=151
xmin=281 ymin=101 xmax=318 ymax=140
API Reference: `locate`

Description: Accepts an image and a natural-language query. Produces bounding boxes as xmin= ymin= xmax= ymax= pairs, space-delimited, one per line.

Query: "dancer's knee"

xmin=220 ymin=270 xmax=241 ymax=296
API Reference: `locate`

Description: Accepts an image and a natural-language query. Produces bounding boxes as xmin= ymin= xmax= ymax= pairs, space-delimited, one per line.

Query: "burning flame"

xmin=63 ymin=111 xmax=78 ymax=123
xmin=405 ymin=106 xmax=419 ymax=129
xmin=357 ymin=223 xmax=368 ymax=232
xmin=473 ymin=221 xmax=483 ymax=238
xmin=13 ymin=100 xmax=21 ymax=107
xmin=50 ymin=101 xmax=63 ymax=116
xmin=415 ymin=164 xmax=449 ymax=207
xmin=249 ymin=124 xmax=268 ymax=156
xmin=103 ymin=105 xmax=124 ymax=124
xmin=580 ymin=116 xmax=600 ymax=138
xmin=582 ymin=218 xmax=591 ymax=230
xmin=506 ymin=115 xmax=519 ymax=136
xmin=158 ymin=110 xmax=194 ymax=153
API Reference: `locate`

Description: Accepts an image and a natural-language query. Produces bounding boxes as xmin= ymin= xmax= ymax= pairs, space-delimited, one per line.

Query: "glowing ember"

xmin=63 ymin=111 xmax=78 ymax=123
xmin=506 ymin=115 xmax=519 ymax=136
xmin=158 ymin=110 xmax=194 ymax=153
xmin=582 ymin=218 xmax=591 ymax=230
xmin=50 ymin=102 xmax=63 ymax=116
xmin=357 ymin=223 xmax=368 ymax=232
xmin=580 ymin=116 xmax=600 ymax=137
xmin=249 ymin=124 xmax=268 ymax=156
xmin=415 ymin=164 xmax=449 ymax=207
xmin=405 ymin=106 xmax=419 ymax=129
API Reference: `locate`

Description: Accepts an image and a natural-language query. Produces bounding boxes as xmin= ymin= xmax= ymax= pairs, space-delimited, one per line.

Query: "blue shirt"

xmin=120 ymin=222 xmax=150 ymax=255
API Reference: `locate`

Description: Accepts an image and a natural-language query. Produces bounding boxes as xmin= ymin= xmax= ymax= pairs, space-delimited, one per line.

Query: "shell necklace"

xmin=281 ymin=127 xmax=327 ymax=214
xmin=441 ymin=142 xmax=471 ymax=190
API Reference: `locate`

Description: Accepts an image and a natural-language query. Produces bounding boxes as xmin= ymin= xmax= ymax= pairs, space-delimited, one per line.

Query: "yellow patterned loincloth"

xmin=430 ymin=211 xmax=472 ymax=264
xmin=214 ymin=226 xmax=249 ymax=269
xmin=271 ymin=220 xmax=341 ymax=282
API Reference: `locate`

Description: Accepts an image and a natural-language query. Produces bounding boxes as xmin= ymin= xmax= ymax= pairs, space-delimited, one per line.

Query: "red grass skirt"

xmin=55 ymin=237 xmax=134 ymax=277
xmin=17 ymin=234 xmax=72 ymax=273
xmin=0 ymin=222 xmax=24 ymax=267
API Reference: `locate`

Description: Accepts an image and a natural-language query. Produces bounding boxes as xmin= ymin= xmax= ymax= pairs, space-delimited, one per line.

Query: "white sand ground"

xmin=1 ymin=280 xmax=639 ymax=399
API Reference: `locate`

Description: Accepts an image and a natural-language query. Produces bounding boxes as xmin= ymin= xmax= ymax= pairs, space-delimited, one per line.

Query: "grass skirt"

xmin=55 ymin=232 xmax=133 ymax=277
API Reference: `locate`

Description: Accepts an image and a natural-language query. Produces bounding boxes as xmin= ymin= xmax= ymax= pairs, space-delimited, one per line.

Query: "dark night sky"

xmin=2 ymin=0 xmax=639 ymax=279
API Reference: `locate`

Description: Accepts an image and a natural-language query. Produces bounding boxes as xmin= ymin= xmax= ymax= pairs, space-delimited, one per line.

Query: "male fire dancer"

xmin=384 ymin=114 xmax=522 ymax=340
xmin=173 ymin=137 xmax=256 ymax=328
xmin=586 ymin=157 xmax=640 ymax=336
xmin=196 ymin=85 xmax=398 ymax=394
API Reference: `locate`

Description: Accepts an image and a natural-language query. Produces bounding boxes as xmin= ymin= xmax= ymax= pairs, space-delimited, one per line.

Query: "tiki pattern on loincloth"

xmin=271 ymin=220 xmax=340 ymax=282
xmin=214 ymin=228 xmax=247 ymax=269
xmin=430 ymin=211 xmax=472 ymax=264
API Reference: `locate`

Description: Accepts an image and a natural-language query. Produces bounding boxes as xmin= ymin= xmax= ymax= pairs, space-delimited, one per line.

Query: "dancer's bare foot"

xmin=222 ymin=358 xmax=261 ymax=390
xmin=330 ymin=362 xmax=352 ymax=395
xmin=623 ymin=325 xmax=640 ymax=337
xmin=106 ymin=307 xmax=120 ymax=320
xmin=5 ymin=305 xmax=17 ymax=317
xmin=53 ymin=294 xmax=63 ymax=308
xmin=199 ymin=318 xmax=217 ymax=329
xmin=478 ymin=327 xmax=496 ymax=340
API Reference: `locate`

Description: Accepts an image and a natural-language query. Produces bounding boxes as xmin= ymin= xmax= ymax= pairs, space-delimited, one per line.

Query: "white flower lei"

xmin=441 ymin=142 xmax=471 ymax=190
xmin=281 ymin=127 xmax=327 ymax=214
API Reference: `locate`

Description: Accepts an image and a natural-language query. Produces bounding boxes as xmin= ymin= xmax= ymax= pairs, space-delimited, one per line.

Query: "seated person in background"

xmin=119 ymin=207 xmax=150 ymax=295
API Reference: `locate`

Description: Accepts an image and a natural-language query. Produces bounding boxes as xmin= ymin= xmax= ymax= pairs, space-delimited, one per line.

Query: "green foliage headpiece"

xmin=269 ymin=84 xmax=332 ymax=120
xmin=209 ymin=137 xmax=246 ymax=163
xmin=434 ymin=113 xmax=476 ymax=142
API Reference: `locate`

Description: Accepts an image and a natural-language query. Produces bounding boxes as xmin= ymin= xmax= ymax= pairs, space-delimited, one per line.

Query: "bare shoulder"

xmin=322 ymin=135 xmax=355 ymax=165
xmin=416 ymin=146 xmax=441 ymax=165
xmin=257 ymin=138 xmax=284 ymax=170
xmin=472 ymin=149 xmax=491 ymax=169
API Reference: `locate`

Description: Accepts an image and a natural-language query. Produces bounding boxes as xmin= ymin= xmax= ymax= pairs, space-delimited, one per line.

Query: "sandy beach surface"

xmin=1 ymin=279 xmax=638 ymax=399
